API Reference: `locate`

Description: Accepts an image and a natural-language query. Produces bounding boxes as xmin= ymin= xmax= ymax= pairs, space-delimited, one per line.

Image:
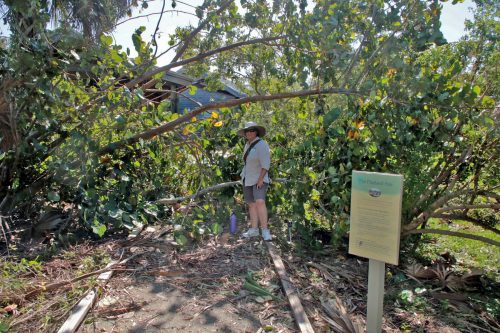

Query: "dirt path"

xmin=4 ymin=225 xmax=495 ymax=332
xmin=80 ymin=235 xmax=296 ymax=332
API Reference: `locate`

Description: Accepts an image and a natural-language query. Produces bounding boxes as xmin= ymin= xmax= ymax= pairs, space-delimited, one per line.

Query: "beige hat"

xmin=237 ymin=121 xmax=266 ymax=137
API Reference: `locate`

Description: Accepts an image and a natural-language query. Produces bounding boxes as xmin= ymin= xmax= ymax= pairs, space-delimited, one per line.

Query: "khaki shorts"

xmin=243 ymin=183 xmax=269 ymax=203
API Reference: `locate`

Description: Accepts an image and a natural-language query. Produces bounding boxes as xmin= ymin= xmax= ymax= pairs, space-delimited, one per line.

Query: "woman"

xmin=238 ymin=121 xmax=272 ymax=241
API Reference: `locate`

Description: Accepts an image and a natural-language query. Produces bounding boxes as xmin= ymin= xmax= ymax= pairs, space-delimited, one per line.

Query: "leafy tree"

xmin=0 ymin=0 xmax=497 ymax=249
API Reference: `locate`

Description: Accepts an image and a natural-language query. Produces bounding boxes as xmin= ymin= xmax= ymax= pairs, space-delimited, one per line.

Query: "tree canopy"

xmin=0 ymin=0 xmax=497 ymax=247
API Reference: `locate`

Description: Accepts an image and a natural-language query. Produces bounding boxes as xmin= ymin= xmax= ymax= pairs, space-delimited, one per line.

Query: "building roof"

xmin=162 ymin=70 xmax=246 ymax=98
xmin=162 ymin=70 xmax=194 ymax=87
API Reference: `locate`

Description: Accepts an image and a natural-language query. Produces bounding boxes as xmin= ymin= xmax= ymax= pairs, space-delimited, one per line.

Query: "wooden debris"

xmin=430 ymin=292 xmax=468 ymax=302
xmin=265 ymin=241 xmax=315 ymax=333
xmin=306 ymin=262 xmax=335 ymax=282
xmin=57 ymin=289 xmax=97 ymax=333
xmin=56 ymin=251 xmax=141 ymax=333
xmin=156 ymin=178 xmax=289 ymax=205
xmin=321 ymin=296 xmax=364 ymax=333
xmin=405 ymin=263 xmax=437 ymax=280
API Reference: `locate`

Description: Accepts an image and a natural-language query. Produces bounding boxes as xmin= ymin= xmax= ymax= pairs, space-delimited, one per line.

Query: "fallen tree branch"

xmin=433 ymin=204 xmax=500 ymax=214
xmin=402 ymin=228 xmax=500 ymax=247
xmin=430 ymin=213 xmax=500 ymax=235
xmin=98 ymin=86 xmax=360 ymax=155
xmin=403 ymin=188 xmax=500 ymax=232
xmin=96 ymin=301 xmax=146 ymax=317
xmin=24 ymin=251 xmax=141 ymax=300
xmin=157 ymin=180 xmax=240 ymax=204
xmin=156 ymin=178 xmax=289 ymax=204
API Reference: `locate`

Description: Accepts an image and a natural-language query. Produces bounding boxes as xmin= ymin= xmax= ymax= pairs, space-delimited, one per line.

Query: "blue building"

xmin=161 ymin=71 xmax=246 ymax=119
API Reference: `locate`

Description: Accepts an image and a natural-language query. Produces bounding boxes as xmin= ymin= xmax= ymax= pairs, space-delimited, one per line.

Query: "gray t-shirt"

xmin=240 ymin=137 xmax=271 ymax=186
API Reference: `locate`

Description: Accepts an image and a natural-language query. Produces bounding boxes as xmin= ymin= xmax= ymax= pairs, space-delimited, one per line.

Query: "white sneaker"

xmin=242 ymin=228 xmax=259 ymax=238
xmin=261 ymin=228 xmax=272 ymax=241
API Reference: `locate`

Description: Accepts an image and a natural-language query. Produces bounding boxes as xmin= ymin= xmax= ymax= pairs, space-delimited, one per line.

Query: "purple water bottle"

xmin=229 ymin=212 xmax=237 ymax=234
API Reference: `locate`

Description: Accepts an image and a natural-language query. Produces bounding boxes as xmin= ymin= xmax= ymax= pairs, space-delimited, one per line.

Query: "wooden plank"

xmin=265 ymin=242 xmax=315 ymax=333
xmin=57 ymin=289 xmax=97 ymax=333
xmin=57 ymin=227 xmax=145 ymax=333
xmin=57 ymin=262 xmax=114 ymax=333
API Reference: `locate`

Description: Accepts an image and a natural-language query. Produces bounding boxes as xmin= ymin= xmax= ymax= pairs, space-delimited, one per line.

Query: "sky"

xmin=1 ymin=0 xmax=476 ymax=67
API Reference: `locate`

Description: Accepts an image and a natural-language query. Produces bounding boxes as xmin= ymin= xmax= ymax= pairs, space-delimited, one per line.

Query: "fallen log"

xmin=157 ymin=178 xmax=289 ymax=205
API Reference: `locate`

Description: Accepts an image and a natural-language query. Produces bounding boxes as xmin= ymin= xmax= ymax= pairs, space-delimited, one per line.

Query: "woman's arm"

xmin=257 ymin=168 xmax=268 ymax=188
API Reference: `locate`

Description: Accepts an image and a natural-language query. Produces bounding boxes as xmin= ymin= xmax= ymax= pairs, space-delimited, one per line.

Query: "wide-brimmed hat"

xmin=237 ymin=121 xmax=266 ymax=137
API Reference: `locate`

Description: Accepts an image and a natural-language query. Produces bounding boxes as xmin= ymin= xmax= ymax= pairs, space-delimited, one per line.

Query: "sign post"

xmin=366 ymin=259 xmax=385 ymax=332
xmin=348 ymin=171 xmax=403 ymax=333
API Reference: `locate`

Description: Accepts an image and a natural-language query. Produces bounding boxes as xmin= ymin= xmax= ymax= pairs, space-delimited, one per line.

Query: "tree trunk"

xmin=0 ymin=85 xmax=19 ymax=152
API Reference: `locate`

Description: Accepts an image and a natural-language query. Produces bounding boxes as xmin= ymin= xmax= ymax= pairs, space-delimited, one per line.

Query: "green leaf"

xmin=0 ymin=321 xmax=10 ymax=332
xmin=303 ymin=202 xmax=312 ymax=221
xmin=47 ymin=191 xmax=60 ymax=202
xmin=110 ymin=49 xmax=123 ymax=63
xmin=188 ymin=85 xmax=198 ymax=95
xmin=175 ymin=234 xmax=188 ymax=246
xmin=158 ymin=100 xmax=171 ymax=113
xmin=100 ymin=35 xmax=113 ymax=46
xmin=438 ymin=92 xmax=449 ymax=102
xmin=311 ymin=189 xmax=320 ymax=201
xmin=122 ymin=213 xmax=131 ymax=223
xmin=115 ymin=114 xmax=126 ymax=124
xmin=472 ymin=85 xmax=481 ymax=95
xmin=92 ymin=220 xmax=107 ymax=237
xmin=211 ymin=223 xmax=222 ymax=234
xmin=481 ymin=95 xmax=495 ymax=107
xmin=324 ymin=107 xmax=341 ymax=127
xmin=108 ymin=209 xmax=122 ymax=219
xmin=132 ymin=28 xmax=145 ymax=52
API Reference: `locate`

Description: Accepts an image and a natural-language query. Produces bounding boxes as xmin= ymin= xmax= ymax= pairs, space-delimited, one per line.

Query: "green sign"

xmin=349 ymin=171 xmax=403 ymax=265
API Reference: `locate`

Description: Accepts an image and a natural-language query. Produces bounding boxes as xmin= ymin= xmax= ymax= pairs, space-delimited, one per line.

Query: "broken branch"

xmin=403 ymin=228 xmax=500 ymax=247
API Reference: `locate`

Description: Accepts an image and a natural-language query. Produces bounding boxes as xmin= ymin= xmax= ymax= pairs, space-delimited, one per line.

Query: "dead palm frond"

xmin=405 ymin=263 xmax=437 ymax=280
xmin=320 ymin=296 xmax=364 ymax=333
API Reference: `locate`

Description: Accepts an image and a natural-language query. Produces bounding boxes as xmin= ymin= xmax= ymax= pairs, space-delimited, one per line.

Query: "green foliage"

xmin=1 ymin=257 xmax=42 ymax=278
xmin=0 ymin=0 xmax=497 ymax=252
xmin=485 ymin=298 xmax=500 ymax=321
